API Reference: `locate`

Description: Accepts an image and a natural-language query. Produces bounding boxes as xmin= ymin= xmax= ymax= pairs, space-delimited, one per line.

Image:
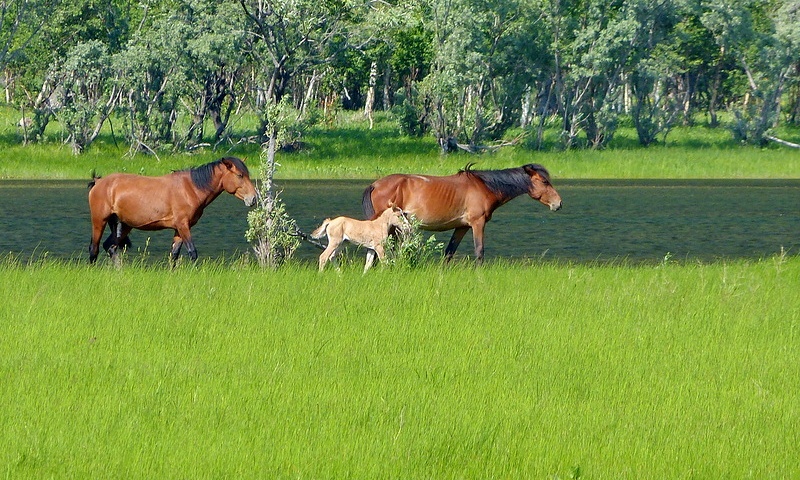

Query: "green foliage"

xmin=245 ymin=155 xmax=301 ymax=268
xmin=6 ymin=0 xmax=800 ymax=155
xmin=391 ymin=95 xmax=427 ymax=136
xmin=261 ymin=97 xmax=321 ymax=150
xmin=245 ymin=191 xmax=300 ymax=268
xmin=53 ymin=40 xmax=113 ymax=154
xmin=383 ymin=214 xmax=443 ymax=269
xmin=389 ymin=23 xmax=434 ymax=89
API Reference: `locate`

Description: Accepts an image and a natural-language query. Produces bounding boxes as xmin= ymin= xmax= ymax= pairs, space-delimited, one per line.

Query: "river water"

xmin=1 ymin=179 xmax=798 ymax=264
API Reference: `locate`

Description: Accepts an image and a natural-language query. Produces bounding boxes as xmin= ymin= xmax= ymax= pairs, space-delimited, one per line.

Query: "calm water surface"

xmin=1 ymin=179 xmax=798 ymax=264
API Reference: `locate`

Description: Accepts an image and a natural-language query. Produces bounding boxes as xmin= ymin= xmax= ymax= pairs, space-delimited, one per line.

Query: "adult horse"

xmin=362 ymin=163 xmax=562 ymax=261
xmin=88 ymin=156 xmax=257 ymax=264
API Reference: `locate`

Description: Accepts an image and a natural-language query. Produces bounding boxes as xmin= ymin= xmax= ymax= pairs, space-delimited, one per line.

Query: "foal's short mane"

xmin=188 ymin=157 xmax=249 ymax=191
xmin=460 ymin=163 xmax=551 ymax=198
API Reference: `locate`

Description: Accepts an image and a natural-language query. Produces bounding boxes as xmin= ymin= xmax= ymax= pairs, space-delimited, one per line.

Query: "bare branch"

xmin=766 ymin=135 xmax=800 ymax=149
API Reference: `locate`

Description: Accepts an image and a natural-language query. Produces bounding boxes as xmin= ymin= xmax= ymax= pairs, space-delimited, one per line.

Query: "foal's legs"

xmin=364 ymin=249 xmax=377 ymax=272
xmin=364 ymin=245 xmax=385 ymax=273
xmin=319 ymin=236 xmax=344 ymax=272
xmin=318 ymin=238 xmax=342 ymax=271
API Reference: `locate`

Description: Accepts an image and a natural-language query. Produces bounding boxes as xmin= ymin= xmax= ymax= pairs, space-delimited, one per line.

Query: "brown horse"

xmin=88 ymin=156 xmax=257 ymax=264
xmin=362 ymin=163 xmax=562 ymax=261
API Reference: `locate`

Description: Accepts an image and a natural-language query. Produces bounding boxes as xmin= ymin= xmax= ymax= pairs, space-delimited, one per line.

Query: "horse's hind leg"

xmin=89 ymin=217 xmax=107 ymax=263
xmin=102 ymin=214 xmax=118 ymax=253
xmin=444 ymin=226 xmax=469 ymax=261
xmin=105 ymin=221 xmax=132 ymax=265
xmin=116 ymin=223 xmax=133 ymax=252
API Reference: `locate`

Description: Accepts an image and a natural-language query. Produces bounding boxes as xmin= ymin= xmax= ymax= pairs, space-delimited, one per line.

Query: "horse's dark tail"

xmin=88 ymin=170 xmax=101 ymax=190
xmin=362 ymin=185 xmax=376 ymax=219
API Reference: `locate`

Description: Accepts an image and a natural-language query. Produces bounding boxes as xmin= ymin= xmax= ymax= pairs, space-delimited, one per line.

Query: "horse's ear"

xmin=221 ymin=157 xmax=241 ymax=171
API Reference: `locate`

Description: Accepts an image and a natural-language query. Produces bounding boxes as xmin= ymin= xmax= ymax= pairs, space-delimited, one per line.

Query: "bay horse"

xmin=362 ymin=163 xmax=561 ymax=261
xmin=311 ymin=206 xmax=408 ymax=273
xmin=88 ymin=156 xmax=257 ymax=264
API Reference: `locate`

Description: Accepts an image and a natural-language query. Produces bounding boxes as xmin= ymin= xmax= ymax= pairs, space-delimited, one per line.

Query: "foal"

xmin=311 ymin=206 xmax=407 ymax=273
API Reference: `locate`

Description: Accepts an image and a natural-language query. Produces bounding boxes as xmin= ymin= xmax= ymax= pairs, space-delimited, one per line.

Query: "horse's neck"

xmin=468 ymin=172 xmax=527 ymax=208
xmin=195 ymin=172 xmax=225 ymax=206
xmin=375 ymin=218 xmax=391 ymax=231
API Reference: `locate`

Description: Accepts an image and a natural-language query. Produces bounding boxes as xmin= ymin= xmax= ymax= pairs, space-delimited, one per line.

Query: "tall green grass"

xmin=2 ymin=258 xmax=798 ymax=478
xmin=3 ymin=105 xmax=800 ymax=180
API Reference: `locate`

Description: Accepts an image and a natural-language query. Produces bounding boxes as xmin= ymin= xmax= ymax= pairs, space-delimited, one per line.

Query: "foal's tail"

xmin=311 ymin=219 xmax=331 ymax=239
xmin=362 ymin=185 xmax=376 ymax=219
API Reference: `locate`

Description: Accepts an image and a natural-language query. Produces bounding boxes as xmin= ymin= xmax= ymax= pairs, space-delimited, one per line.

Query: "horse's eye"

xmin=237 ymin=174 xmax=243 ymax=179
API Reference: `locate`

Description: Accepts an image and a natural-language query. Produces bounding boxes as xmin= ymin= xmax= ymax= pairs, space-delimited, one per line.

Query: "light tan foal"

xmin=311 ymin=206 xmax=407 ymax=273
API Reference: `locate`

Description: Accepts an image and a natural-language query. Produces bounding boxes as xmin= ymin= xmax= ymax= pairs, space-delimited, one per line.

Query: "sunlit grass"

xmin=1 ymin=257 xmax=799 ymax=477
xmin=3 ymin=105 xmax=800 ymax=180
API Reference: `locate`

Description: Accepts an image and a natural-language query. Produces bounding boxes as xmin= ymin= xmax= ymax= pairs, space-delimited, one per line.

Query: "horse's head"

xmin=220 ymin=157 xmax=257 ymax=206
xmin=524 ymin=164 xmax=562 ymax=211
xmin=387 ymin=205 xmax=411 ymax=228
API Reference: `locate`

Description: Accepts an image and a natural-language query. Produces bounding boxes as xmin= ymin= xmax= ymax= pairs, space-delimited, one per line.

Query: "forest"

xmin=2 ymin=0 xmax=800 ymax=155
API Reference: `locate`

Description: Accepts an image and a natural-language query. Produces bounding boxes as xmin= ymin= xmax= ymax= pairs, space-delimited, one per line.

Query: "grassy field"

xmin=3 ymin=105 xmax=800 ymax=180
xmin=2 ymin=104 xmax=799 ymax=478
xmin=1 ymin=258 xmax=799 ymax=478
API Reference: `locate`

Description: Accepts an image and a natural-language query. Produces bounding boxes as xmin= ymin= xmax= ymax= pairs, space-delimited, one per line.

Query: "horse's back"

xmin=88 ymin=172 xmax=188 ymax=228
xmin=367 ymin=173 xmax=479 ymax=230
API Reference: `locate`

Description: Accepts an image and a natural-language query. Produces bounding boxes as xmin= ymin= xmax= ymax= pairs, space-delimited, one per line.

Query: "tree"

xmin=175 ymin=0 xmax=248 ymax=148
xmin=777 ymin=0 xmax=800 ymax=127
xmin=9 ymin=0 xmax=129 ymax=143
xmin=53 ymin=40 xmax=118 ymax=154
xmin=113 ymin=16 xmax=186 ymax=154
xmin=238 ymin=0 xmax=368 ymax=266
xmin=419 ymin=0 xmax=546 ymax=152
xmin=624 ymin=0 xmax=684 ymax=147
xmin=700 ymin=0 xmax=796 ymax=146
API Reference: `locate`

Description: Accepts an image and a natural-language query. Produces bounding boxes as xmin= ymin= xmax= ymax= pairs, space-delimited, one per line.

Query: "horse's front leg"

xmin=170 ymin=232 xmax=184 ymax=265
xmin=174 ymin=224 xmax=198 ymax=262
xmin=444 ymin=227 xmax=470 ymax=261
xmin=471 ymin=218 xmax=486 ymax=263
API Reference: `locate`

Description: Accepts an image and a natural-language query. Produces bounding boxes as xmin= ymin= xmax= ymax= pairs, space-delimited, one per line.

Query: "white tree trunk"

xmin=363 ymin=61 xmax=377 ymax=129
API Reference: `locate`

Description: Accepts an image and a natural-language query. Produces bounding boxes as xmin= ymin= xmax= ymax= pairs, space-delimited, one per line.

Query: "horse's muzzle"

xmin=550 ymin=201 xmax=562 ymax=211
xmin=244 ymin=195 xmax=257 ymax=207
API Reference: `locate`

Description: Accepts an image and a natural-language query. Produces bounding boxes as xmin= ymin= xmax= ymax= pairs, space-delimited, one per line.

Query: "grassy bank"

xmin=1 ymin=258 xmax=798 ymax=478
xmin=3 ymin=106 xmax=800 ymax=180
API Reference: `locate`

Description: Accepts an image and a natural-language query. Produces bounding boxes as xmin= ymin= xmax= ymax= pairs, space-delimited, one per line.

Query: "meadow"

xmin=3 ymin=105 xmax=800 ymax=180
xmin=2 ymin=104 xmax=800 ymax=478
xmin=1 ymin=257 xmax=799 ymax=478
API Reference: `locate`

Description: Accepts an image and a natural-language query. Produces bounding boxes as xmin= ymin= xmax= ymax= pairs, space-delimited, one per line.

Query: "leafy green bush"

xmin=383 ymin=214 xmax=443 ymax=269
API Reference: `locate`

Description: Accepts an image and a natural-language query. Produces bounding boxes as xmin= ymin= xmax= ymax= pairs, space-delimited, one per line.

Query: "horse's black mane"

xmin=460 ymin=163 xmax=550 ymax=198
xmin=188 ymin=157 xmax=249 ymax=191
